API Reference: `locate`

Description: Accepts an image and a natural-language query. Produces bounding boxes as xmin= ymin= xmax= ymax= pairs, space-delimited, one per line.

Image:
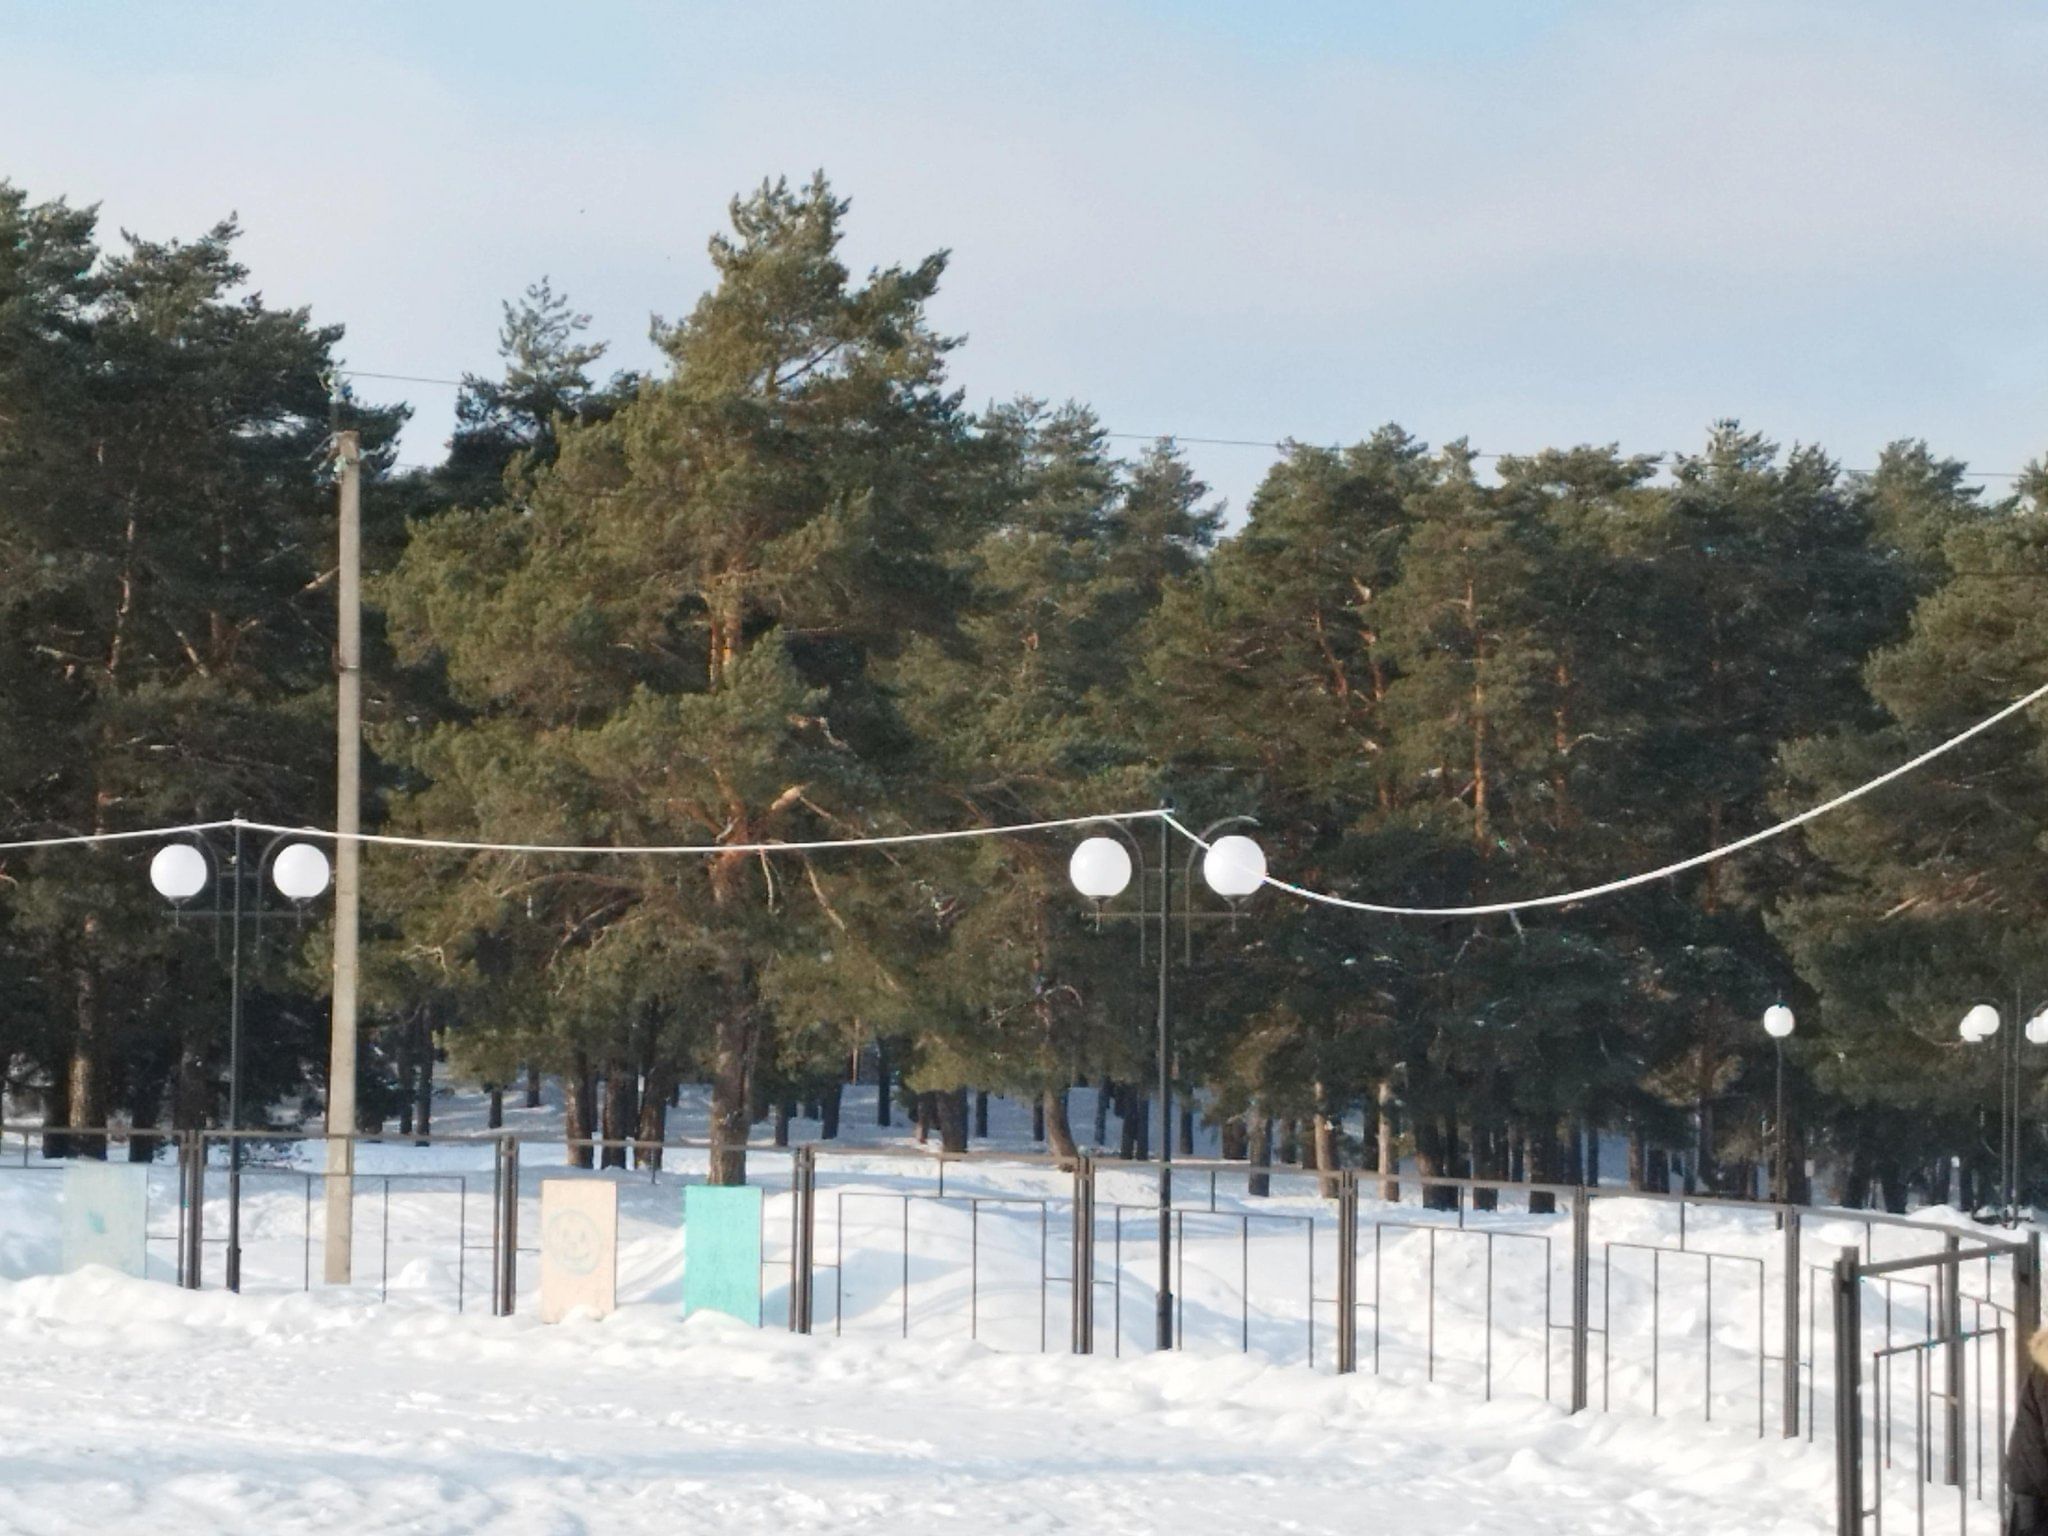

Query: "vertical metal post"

xmin=492 ymin=1134 xmax=519 ymax=1316
xmin=1071 ymin=1155 xmax=1095 ymax=1354
xmin=1943 ymin=1231 xmax=1964 ymax=1486
xmin=1782 ymin=1207 xmax=1802 ymax=1438
xmin=325 ymin=428 xmax=363 ymax=1285
xmin=790 ymin=1145 xmax=816 ymax=1334
xmin=1155 ymin=813 xmax=1173 ymax=1352
xmin=1336 ymin=1170 xmax=1358 ymax=1374
xmin=225 ymin=820 xmax=245 ymax=1294
xmin=1570 ymin=1186 xmax=1592 ymax=1414
xmin=1833 ymin=1250 xmax=1863 ymax=1536
xmin=179 ymin=1129 xmax=205 ymax=1289
xmin=1774 ymin=1038 xmax=1786 ymax=1205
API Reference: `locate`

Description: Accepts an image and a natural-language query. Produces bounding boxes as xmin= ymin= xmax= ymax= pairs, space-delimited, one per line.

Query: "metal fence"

xmin=2 ymin=1123 xmax=2038 ymax=1533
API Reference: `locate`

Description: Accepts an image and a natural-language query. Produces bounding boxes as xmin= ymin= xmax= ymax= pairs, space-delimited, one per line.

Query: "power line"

xmin=336 ymin=370 xmax=2033 ymax=480
xmin=8 ymin=675 xmax=2045 ymax=923
xmin=0 ymin=809 xmax=1167 ymax=857
xmin=1166 ymin=675 xmax=2048 ymax=919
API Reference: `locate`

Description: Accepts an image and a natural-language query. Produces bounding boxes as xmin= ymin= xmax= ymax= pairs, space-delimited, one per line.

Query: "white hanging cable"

xmin=0 ymin=820 xmax=242 ymax=854
xmin=1167 ymin=677 xmax=2048 ymax=919
xmin=211 ymin=808 xmax=1170 ymax=857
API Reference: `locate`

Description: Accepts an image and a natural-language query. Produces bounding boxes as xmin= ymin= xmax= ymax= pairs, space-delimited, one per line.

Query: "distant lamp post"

xmin=1070 ymin=815 xmax=1265 ymax=1353
xmin=152 ymin=826 xmax=333 ymax=1290
xmin=1957 ymin=998 xmax=2048 ymax=1227
xmin=1761 ymin=1004 xmax=1795 ymax=1203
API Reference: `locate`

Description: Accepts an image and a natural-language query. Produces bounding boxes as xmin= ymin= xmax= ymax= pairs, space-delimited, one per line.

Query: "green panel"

xmin=684 ymin=1184 xmax=764 ymax=1325
xmin=61 ymin=1161 xmax=148 ymax=1277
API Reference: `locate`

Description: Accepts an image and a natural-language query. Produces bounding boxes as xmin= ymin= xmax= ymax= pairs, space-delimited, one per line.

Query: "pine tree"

xmin=380 ymin=175 xmax=978 ymax=1182
xmin=0 ymin=185 xmax=403 ymax=1151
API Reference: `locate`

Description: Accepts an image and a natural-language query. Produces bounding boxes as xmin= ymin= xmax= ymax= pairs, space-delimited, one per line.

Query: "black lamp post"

xmin=151 ymin=823 xmax=332 ymax=1291
xmin=1959 ymin=996 xmax=2048 ymax=1227
xmin=1070 ymin=814 xmax=1265 ymax=1352
xmin=1762 ymin=1004 xmax=1794 ymax=1203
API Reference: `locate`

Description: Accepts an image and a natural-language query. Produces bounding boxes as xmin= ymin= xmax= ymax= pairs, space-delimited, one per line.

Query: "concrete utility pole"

xmin=324 ymin=430 xmax=363 ymax=1284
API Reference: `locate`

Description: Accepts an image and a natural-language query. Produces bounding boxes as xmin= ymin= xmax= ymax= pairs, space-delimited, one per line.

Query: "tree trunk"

xmin=636 ymin=1066 xmax=671 ymax=1172
xmin=41 ymin=1060 xmax=73 ymax=1161
xmin=1377 ymin=1079 xmax=1399 ymax=1202
xmin=123 ymin=1058 xmax=169 ymax=1164
xmin=1694 ymin=1098 xmax=1717 ymax=1194
xmin=820 ymin=1079 xmax=842 ymax=1141
xmin=1032 ymin=1096 xmax=1046 ymax=1143
xmin=1312 ymin=1086 xmax=1340 ymax=1199
xmin=973 ymin=1090 xmax=989 ymax=1140
xmin=411 ymin=1015 xmax=434 ymax=1146
xmin=1221 ymin=1115 xmax=1248 ymax=1161
xmin=916 ymin=1091 xmax=935 ymax=1145
xmin=707 ymin=1011 xmax=754 ymax=1185
xmin=1312 ymin=1117 xmax=1341 ymax=1198
xmin=1472 ymin=1122 xmax=1500 ymax=1213
xmin=486 ymin=1087 xmax=504 ymax=1130
xmin=564 ymin=1051 xmax=595 ymax=1170
xmin=1278 ymin=1117 xmax=1299 ymax=1166
xmin=1415 ymin=1116 xmax=1457 ymax=1211
xmin=1582 ymin=1119 xmax=1600 ymax=1186
xmin=525 ymin=1062 xmax=542 ymax=1109
xmin=68 ymin=928 xmax=107 ymax=1160
xmin=397 ymin=1024 xmax=416 ymax=1137
xmin=936 ymin=1088 xmax=969 ymax=1154
xmin=1647 ymin=1146 xmax=1669 ymax=1194
xmin=1093 ymin=1079 xmax=1112 ymax=1149
xmin=1042 ymin=1088 xmax=1078 ymax=1162
xmin=874 ymin=1037 xmax=892 ymax=1127
xmin=772 ymin=1102 xmax=792 ymax=1148
xmin=1528 ymin=1120 xmax=1559 ymax=1216
xmin=1179 ymin=1105 xmax=1195 ymax=1157
xmin=600 ymin=1062 xmax=636 ymax=1169
xmin=1877 ymin=1158 xmax=1909 ymax=1215
xmin=1246 ymin=1106 xmax=1272 ymax=1198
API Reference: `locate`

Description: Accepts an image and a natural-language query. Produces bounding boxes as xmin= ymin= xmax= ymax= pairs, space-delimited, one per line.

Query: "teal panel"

xmin=684 ymin=1184 xmax=763 ymax=1325
xmin=61 ymin=1161 xmax=148 ymax=1277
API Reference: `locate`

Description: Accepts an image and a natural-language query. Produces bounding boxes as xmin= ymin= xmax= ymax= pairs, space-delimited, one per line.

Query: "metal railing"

xmin=4 ymin=1121 xmax=2039 ymax=1533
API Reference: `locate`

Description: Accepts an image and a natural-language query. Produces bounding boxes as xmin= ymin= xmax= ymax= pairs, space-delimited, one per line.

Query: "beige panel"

xmin=539 ymin=1178 xmax=619 ymax=1323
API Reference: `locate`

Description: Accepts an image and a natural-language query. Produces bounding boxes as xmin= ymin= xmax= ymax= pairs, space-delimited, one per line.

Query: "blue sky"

xmin=6 ymin=2 xmax=2046 ymax=516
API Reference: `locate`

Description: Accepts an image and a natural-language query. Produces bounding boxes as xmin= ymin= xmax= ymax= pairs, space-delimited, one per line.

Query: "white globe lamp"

xmin=1201 ymin=834 xmax=1267 ymax=900
xmin=1069 ymin=836 xmax=1133 ymax=901
xmin=149 ymin=843 xmax=209 ymax=903
xmin=1962 ymin=1003 xmax=2001 ymax=1042
xmin=1763 ymin=1004 xmax=1795 ymax=1040
xmin=271 ymin=842 xmax=333 ymax=903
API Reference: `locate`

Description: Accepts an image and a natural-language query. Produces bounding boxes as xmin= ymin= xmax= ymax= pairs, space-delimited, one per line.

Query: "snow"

xmin=0 ymin=1082 xmax=2014 ymax=1532
xmin=0 ymin=1267 xmax=1839 ymax=1535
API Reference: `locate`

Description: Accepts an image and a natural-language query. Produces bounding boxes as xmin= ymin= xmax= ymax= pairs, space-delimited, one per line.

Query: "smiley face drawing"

xmin=544 ymin=1209 xmax=603 ymax=1277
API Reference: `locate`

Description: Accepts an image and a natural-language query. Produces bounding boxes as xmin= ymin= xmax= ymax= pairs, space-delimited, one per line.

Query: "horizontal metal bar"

xmin=1861 ymin=1246 xmax=2019 ymax=1278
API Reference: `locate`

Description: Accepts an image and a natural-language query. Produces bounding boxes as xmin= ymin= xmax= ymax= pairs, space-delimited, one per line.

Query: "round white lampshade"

xmin=1201 ymin=834 xmax=1267 ymax=899
xmin=149 ymin=843 xmax=209 ymax=902
xmin=1763 ymin=1004 xmax=1795 ymax=1039
xmin=271 ymin=841 xmax=332 ymax=902
xmin=1069 ymin=836 xmax=1133 ymax=900
xmin=1961 ymin=1002 xmax=2001 ymax=1041
xmin=2026 ymin=1012 xmax=2048 ymax=1047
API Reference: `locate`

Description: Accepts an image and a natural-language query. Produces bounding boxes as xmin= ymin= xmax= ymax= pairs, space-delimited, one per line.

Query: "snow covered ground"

xmin=0 ymin=1081 xmax=2017 ymax=1533
xmin=0 ymin=1267 xmax=1840 ymax=1535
